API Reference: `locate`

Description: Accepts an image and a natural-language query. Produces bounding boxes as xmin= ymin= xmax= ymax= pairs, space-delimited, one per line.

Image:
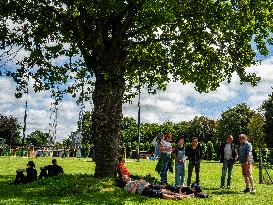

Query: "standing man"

xmin=219 ymin=135 xmax=238 ymax=189
xmin=186 ymin=137 xmax=202 ymax=186
xmin=239 ymin=134 xmax=256 ymax=194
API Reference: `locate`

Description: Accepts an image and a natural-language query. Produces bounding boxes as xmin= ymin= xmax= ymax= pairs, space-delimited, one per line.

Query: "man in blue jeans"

xmin=219 ymin=135 xmax=238 ymax=189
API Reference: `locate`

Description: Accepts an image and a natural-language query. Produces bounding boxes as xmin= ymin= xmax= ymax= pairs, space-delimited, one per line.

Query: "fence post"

xmin=259 ymin=148 xmax=263 ymax=184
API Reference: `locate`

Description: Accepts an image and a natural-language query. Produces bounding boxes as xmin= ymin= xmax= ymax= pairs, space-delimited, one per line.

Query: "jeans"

xmin=187 ymin=161 xmax=200 ymax=186
xmin=175 ymin=162 xmax=186 ymax=186
xmin=221 ymin=159 xmax=234 ymax=187
xmin=160 ymin=155 xmax=171 ymax=184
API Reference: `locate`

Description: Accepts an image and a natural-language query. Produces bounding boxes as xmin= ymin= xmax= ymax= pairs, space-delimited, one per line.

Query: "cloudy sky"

xmin=1 ymin=52 xmax=273 ymax=142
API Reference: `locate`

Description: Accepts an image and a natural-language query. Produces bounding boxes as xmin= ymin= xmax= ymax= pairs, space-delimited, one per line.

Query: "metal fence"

xmin=0 ymin=146 xmax=93 ymax=158
xmin=258 ymin=148 xmax=273 ymax=184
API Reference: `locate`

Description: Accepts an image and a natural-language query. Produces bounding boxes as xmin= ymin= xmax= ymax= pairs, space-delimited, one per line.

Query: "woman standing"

xmin=173 ymin=138 xmax=187 ymax=186
xmin=155 ymin=133 xmax=173 ymax=185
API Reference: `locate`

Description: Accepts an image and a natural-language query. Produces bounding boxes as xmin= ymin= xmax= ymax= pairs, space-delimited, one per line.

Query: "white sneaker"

xmin=251 ymin=188 xmax=256 ymax=194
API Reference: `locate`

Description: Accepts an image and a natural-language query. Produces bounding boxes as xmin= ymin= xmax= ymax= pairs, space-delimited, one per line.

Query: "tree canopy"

xmin=1 ymin=0 xmax=273 ymax=177
xmin=217 ymin=103 xmax=257 ymax=144
xmin=0 ymin=114 xmax=21 ymax=146
xmin=26 ymin=130 xmax=52 ymax=147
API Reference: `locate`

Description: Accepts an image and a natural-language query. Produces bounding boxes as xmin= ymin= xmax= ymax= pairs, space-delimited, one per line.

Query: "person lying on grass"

xmin=121 ymin=175 xmax=194 ymax=200
xmin=9 ymin=160 xmax=37 ymax=185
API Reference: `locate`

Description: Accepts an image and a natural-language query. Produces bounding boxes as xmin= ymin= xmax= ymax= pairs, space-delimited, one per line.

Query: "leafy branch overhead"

xmin=1 ymin=1 xmax=272 ymax=98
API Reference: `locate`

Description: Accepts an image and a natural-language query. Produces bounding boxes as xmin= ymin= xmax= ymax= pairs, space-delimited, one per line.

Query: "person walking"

xmin=219 ymin=135 xmax=238 ymax=189
xmin=239 ymin=134 xmax=256 ymax=194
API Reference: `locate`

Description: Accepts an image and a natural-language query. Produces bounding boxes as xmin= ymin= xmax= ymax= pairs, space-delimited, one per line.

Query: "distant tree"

xmin=188 ymin=116 xmax=218 ymax=144
xmin=172 ymin=121 xmax=191 ymax=143
xmin=218 ymin=103 xmax=257 ymax=144
xmin=261 ymin=91 xmax=273 ymax=148
xmin=25 ymin=130 xmax=51 ymax=146
xmin=81 ymin=111 xmax=94 ymax=146
xmin=0 ymin=114 xmax=21 ymax=146
xmin=62 ymin=138 xmax=73 ymax=148
xmin=247 ymin=113 xmax=266 ymax=150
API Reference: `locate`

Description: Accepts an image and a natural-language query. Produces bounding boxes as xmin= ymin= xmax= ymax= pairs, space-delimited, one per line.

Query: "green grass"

xmin=0 ymin=157 xmax=273 ymax=204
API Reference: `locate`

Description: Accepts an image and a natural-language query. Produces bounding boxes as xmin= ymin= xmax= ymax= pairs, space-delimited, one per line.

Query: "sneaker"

xmin=251 ymin=188 xmax=256 ymax=194
xmin=220 ymin=186 xmax=225 ymax=189
xmin=226 ymin=185 xmax=230 ymax=189
xmin=242 ymin=188 xmax=250 ymax=193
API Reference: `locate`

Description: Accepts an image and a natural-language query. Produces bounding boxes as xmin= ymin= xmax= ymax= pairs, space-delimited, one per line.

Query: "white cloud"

xmin=193 ymin=83 xmax=237 ymax=102
xmin=0 ymin=77 xmax=81 ymax=141
xmin=1 ymin=54 xmax=273 ymax=142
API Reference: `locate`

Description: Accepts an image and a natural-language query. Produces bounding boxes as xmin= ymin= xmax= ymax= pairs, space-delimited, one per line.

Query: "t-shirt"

xmin=161 ymin=139 xmax=172 ymax=155
xmin=239 ymin=141 xmax=253 ymax=164
xmin=224 ymin=144 xmax=232 ymax=160
xmin=124 ymin=179 xmax=150 ymax=194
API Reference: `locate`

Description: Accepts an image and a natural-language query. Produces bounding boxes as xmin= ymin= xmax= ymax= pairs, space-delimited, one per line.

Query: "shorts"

xmin=241 ymin=163 xmax=253 ymax=177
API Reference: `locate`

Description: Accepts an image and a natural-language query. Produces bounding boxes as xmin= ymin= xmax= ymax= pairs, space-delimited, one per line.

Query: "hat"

xmin=191 ymin=182 xmax=202 ymax=193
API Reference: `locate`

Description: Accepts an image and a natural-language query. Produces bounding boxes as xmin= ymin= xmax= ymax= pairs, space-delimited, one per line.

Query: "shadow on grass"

xmin=203 ymin=186 xmax=241 ymax=195
xmin=0 ymin=174 xmax=152 ymax=205
xmin=201 ymin=161 xmax=220 ymax=163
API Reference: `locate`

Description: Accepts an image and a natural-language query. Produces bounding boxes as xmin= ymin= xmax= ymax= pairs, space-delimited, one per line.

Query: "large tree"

xmin=0 ymin=1 xmax=273 ymax=177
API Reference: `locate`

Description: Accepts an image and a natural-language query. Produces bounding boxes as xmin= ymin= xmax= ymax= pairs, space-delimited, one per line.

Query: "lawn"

xmin=0 ymin=157 xmax=272 ymax=205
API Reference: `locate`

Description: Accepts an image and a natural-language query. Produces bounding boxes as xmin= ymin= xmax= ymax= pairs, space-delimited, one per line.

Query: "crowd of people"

xmin=120 ymin=132 xmax=256 ymax=199
xmin=8 ymin=132 xmax=256 ymax=200
xmin=117 ymin=155 xmax=208 ymax=200
xmin=158 ymin=133 xmax=255 ymax=193
xmin=10 ymin=159 xmax=64 ymax=185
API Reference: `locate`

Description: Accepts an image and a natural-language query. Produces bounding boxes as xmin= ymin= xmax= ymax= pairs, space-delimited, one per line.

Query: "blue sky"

xmin=1 ymin=49 xmax=273 ymax=142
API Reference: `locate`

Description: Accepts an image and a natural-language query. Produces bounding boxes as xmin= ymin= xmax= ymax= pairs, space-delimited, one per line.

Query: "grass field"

xmin=0 ymin=157 xmax=273 ymax=205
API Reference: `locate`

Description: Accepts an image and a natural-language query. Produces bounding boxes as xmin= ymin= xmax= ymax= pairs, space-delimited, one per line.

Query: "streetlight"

xmin=137 ymin=78 xmax=141 ymax=162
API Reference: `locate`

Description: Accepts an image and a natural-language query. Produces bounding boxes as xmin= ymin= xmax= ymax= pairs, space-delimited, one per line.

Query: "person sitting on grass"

xmin=47 ymin=159 xmax=64 ymax=177
xmin=117 ymin=156 xmax=131 ymax=177
xmin=38 ymin=165 xmax=48 ymax=179
xmin=10 ymin=160 xmax=37 ymax=185
xmin=39 ymin=159 xmax=64 ymax=179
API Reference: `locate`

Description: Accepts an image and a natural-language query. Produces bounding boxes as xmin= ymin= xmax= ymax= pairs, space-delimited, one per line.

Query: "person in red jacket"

xmin=117 ymin=156 xmax=131 ymax=177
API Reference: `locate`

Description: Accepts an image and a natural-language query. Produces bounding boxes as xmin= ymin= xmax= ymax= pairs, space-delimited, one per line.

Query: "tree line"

xmin=1 ymin=91 xmax=273 ymax=161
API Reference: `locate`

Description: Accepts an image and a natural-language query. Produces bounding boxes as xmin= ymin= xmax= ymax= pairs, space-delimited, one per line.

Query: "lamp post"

xmin=137 ymin=82 xmax=141 ymax=162
xmin=21 ymin=73 xmax=29 ymax=157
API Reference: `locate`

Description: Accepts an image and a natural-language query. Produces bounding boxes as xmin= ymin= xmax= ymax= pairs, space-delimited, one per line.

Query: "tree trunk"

xmin=92 ymin=75 xmax=125 ymax=177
